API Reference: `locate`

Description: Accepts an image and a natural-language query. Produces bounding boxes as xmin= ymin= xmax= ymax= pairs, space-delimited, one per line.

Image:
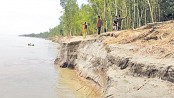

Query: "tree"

xmin=34 ymin=0 xmax=174 ymax=38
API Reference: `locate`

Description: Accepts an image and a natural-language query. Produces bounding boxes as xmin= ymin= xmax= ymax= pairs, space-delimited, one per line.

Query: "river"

xmin=0 ymin=35 xmax=75 ymax=98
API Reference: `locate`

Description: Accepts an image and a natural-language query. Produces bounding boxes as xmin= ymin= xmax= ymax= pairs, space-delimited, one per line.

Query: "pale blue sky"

xmin=77 ymin=0 xmax=88 ymax=7
xmin=0 ymin=0 xmax=88 ymax=35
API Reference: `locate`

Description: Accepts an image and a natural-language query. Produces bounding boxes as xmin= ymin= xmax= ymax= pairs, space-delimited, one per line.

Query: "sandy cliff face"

xmin=55 ymin=21 xmax=174 ymax=98
xmin=55 ymin=38 xmax=108 ymax=97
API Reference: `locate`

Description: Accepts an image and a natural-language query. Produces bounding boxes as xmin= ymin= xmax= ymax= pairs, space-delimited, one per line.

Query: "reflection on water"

xmin=0 ymin=35 xmax=75 ymax=98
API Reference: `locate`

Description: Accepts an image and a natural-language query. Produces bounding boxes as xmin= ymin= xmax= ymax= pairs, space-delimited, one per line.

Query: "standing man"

xmin=82 ymin=22 xmax=88 ymax=39
xmin=117 ymin=15 xmax=125 ymax=31
xmin=112 ymin=16 xmax=118 ymax=31
xmin=96 ymin=16 xmax=102 ymax=35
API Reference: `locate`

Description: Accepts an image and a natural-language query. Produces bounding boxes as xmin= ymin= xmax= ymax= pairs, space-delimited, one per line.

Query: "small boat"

xmin=28 ymin=43 xmax=34 ymax=46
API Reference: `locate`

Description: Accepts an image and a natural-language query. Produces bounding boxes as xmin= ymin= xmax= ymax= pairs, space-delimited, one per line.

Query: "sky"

xmin=0 ymin=0 xmax=88 ymax=35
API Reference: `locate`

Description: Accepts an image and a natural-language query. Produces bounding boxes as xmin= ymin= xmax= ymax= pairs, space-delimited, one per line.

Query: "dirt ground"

xmin=54 ymin=20 xmax=174 ymax=98
xmin=102 ymin=20 xmax=174 ymax=59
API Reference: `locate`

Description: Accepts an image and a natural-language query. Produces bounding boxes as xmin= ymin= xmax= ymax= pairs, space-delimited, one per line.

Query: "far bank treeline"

xmin=24 ymin=0 xmax=174 ymax=38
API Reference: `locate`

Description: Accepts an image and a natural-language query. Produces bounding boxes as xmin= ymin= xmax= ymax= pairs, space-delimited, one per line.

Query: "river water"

xmin=0 ymin=35 xmax=75 ymax=98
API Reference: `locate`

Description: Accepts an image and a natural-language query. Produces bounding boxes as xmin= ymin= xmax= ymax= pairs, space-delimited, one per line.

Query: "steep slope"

xmin=55 ymin=20 xmax=174 ymax=98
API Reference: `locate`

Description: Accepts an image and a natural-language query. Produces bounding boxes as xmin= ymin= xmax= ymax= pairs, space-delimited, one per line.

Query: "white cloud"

xmin=0 ymin=0 xmax=89 ymax=35
xmin=77 ymin=0 xmax=88 ymax=6
xmin=0 ymin=0 xmax=63 ymax=35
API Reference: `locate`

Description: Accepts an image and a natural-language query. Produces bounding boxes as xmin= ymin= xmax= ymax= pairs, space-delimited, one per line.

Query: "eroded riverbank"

xmin=54 ymin=21 xmax=174 ymax=98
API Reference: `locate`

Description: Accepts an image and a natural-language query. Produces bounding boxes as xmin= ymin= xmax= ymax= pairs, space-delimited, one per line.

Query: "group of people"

xmin=82 ymin=15 xmax=124 ymax=39
xmin=112 ymin=15 xmax=124 ymax=31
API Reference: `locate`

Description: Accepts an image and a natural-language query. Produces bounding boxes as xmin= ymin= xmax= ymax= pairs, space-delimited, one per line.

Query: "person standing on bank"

xmin=96 ymin=16 xmax=102 ymax=35
xmin=82 ymin=22 xmax=88 ymax=39
xmin=117 ymin=15 xmax=125 ymax=31
xmin=112 ymin=16 xmax=118 ymax=31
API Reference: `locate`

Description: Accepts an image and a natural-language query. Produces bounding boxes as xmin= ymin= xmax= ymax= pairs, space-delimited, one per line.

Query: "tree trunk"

xmin=145 ymin=8 xmax=147 ymax=25
xmin=147 ymin=0 xmax=154 ymax=23
xmin=133 ymin=0 xmax=136 ymax=29
xmin=158 ymin=0 xmax=161 ymax=21
xmin=115 ymin=0 xmax=118 ymax=16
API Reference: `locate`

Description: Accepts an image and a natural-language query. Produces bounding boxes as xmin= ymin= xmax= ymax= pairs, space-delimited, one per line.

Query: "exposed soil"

xmin=54 ymin=20 xmax=174 ymax=98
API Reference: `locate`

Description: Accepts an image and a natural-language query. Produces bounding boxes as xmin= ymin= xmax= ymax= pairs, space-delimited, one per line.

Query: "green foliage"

xmin=160 ymin=0 xmax=174 ymax=20
xmin=30 ymin=0 xmax=174 ymax=38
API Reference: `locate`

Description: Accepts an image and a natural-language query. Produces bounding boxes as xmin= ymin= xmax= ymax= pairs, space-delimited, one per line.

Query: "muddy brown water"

xmin=0 ymin=35 xmax=98 ymax=98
